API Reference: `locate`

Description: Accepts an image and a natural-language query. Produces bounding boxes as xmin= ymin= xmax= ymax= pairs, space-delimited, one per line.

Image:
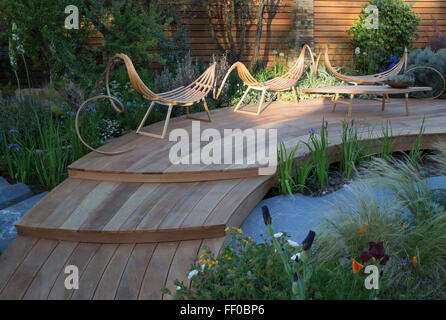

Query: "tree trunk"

xmin=250 ymin=0 xmax=267 ymax=71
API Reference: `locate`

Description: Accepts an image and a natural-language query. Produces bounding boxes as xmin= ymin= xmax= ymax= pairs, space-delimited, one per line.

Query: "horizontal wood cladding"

xmin=314 ymin=0 xmax=446 ymax=63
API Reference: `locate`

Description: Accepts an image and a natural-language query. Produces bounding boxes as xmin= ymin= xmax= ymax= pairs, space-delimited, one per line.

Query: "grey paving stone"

xmin=241 ymin=176 xmax=446 ymax=245
xmin=0 ymin=183 xmax=33 ymax=210
xmin=0 ymin=177 xmax=10 ymax=189
xmin=0 ymin=192 xmax=47 ymax=252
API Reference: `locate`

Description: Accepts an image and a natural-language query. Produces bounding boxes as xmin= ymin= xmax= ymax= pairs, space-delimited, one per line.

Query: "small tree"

xmin=0 ymin=0 xmax=172 ymax=108
xmin=347 ymin=0 xmax=421 ymax=74
xmin=199 ymin=0 xmax=254 ymax=64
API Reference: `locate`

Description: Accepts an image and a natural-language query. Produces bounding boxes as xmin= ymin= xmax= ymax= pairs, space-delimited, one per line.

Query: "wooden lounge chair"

xmin=75 ymin=53 xmax=217 ymax=156
xmin=324 ymin=45 xmax=407 ymax=110
xmin=216 ymin=44 xmax=319 ymax=115
xmin=324 ymin=45 xmax=408 ymax=85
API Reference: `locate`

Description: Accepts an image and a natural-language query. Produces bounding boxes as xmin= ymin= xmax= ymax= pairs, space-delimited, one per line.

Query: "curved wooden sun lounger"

xmin=216 ymin=44 xmax=319 ymax=115
xmin=324 ymin=45 xmax=408 ymax=85
xmin=324 ymin=45 xmax=408 ymax=108
xmin=75 ymin=53 xmax=217 ymax=156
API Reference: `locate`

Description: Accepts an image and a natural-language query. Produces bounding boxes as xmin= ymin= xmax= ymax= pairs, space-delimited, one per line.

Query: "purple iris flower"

xmin=308 ymin=127 xmax=317 ymax=135
xmin=8 ymin=143 xmax=20 ymax=152
xmin=8 ymin=129 xmax=19 ymax=134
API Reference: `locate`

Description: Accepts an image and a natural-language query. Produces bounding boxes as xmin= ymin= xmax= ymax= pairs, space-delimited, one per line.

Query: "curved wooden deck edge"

xmin=68 ymin=132 xmax=446 ymax=183
xmin=15 ymin=225 xmax=226 ymax=243
xmin=67 ymin=166 xmax=264 ymax=183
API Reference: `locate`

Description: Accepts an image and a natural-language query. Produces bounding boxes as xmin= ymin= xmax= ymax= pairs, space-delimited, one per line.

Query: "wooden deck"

xmin=1 ymin=98 xmax=446 ymax=299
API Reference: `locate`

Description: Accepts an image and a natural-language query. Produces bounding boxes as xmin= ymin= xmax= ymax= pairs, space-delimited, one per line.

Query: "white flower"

xmin=201 ymin=263 xmax=206 ymax=271
xmin=279 ymin=52 xmax=284 ymax=57
xmin=287 ymin=240 xmax=299 ymax=247
xmin=187 ymin=270 xmax=199 ymax=279
xmin=291 ymin=252 xmax=301 ymax=261
xmin=272 ymin=50 xmax=278 ymax=55
xmin=363 ymin=52 xmax=367 ymax=56
xmin=176 ymin=286 xmax=182 ymax=291
xmin=355 ymin=47 xmax=361 ymax=55
xmin=274 ymin=232 xmax=283 ymax=238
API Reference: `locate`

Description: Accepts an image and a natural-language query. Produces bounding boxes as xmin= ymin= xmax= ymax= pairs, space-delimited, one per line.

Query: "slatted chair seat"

xmin=216 ymin=44 xmax=319 ymax=115
xmin=75 ymin=54 xmax=217 ymax=156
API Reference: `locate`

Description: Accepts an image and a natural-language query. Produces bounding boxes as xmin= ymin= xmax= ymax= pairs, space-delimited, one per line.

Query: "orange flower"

xmin=403 ymin=223 xmax=406 ymax=229
xmin=364 ymin=221 xmax=369 ymax=228
xmin=352 ymin=259 xmax=364 ymax=274
xmin=413 ymin=256 xmax=418 ymax=265
xmin=372 ymin=257 xmax=376 ymax=261
xmin=359 ymin=226 xmax=365 ymax=234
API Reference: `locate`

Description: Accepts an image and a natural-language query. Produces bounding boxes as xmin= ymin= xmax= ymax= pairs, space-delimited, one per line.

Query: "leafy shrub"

xmin=347 ymin=0 xmax=421 ymax=74
xmin=407 ymin=48 xmax=446 ymax=99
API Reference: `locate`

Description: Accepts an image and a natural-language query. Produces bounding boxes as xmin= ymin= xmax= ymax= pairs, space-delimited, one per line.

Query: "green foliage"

xmin=341 ymin=119 xmax=365 ymax=179
xmin=171 ymin=230 xmax=293 ymax=300
xmin=0 ymin=0 xmax=174 ymax=106
xmin=347 ymin=0 xmax=421 ymax=74
xmin=277 ymin=142 xmax=298 ymax=197
xmin=294 ymin=151 xmax=313 ymax=194
xmin=407 ymin=48 xmax=446 ymax=99
xmin=304 ymin=119 xmax=331 ymax=192
xmin=378 ymin=120 xmax=394 ymax=160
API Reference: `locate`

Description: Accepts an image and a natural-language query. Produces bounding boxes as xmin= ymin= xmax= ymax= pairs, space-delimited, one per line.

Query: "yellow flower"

xmin=198 ymin=259 xmax=203 ymax=264
xmin=232 ymin=227 xmax=243 ymax=234
xmin=359 ymin=226 xmax=365 ymax=234
xmin=352 ymin=259 xmax=364 ymax=274
xmin=224 ymin=227 xmax=229 ymax=232
xmin=208 ymin=264 xmax=212 ymax=269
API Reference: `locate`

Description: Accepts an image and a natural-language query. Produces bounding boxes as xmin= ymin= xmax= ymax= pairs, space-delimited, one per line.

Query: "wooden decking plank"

xmin=162 ymin=240 xmax=202 ymax=300
xmin=204 ymin=176 xmax=271 ymax=226
xmin=79 ymin=183 xmax=142 ymax=230
xmin=138 ymin=242 xmax=179 ymax=300
xmin=102 ymin=184 xmax=160 ymax=231
xmin=60 ymin=182 xmax=120 ymax=230
xmin=17 ymin=179 xmax=82 ymax=226
xmin=118 ymin=184 xmax=175 ymax=231
xmin=71 ymin=244 xmax=118 ymax=300
xmin=180 ymin=179 xmax=243 ymax=228
xmin=39 ymin=179 xmax=101 ymax=228
xmin=0 ymin=239 xmax=58 ymax=300
xmin=47 ymin=243 xmax=100 ymax=300
xmin=157 ymin=181 xmax=218 ymax=230
xmin=136 ymin=183 xmax=197 ymax=230
xmin=115 ymin=243 xmax=157 ymax=300
xmin=0 ymin=236 xmax=39 ymax=294
xmin=93 ymin=244 xmax=135 ymax=300
xmin=23 ymin=241 xmax=78 ymax=300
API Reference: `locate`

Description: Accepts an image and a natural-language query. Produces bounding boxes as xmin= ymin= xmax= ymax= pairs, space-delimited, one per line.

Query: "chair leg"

xmin=257 ymin=89 xmax=266 ymax=115
xmin=186 ymin=98 xmax=212 ymax=122
xmin=332 ymin=93 xmax=339 ymax=112
xmin=381 ymin=95 xmax=386 ymax=111
xmin=277 ymin=91 xmax=281 ymax=102
xmin=405 ymin=93 xmax=409 ymax=116
xmin=292 ymin=87 xmax=298 ymax=105
xmin=348 ymin=94 xmax=354 ymax=117
xmin=234 ymin=87 xmax=251 ymax=112
xmin=136 ymin=102 xmax=173 ymax=139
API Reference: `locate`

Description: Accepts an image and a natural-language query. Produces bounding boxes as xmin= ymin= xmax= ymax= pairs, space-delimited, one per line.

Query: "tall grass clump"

xmin=378 ymin=120 xmax=394 ymax=160
xmin=277 ymin=142 xmax=298 ymax=197
xmin=341 ymin=118 xmax=364 ymax=179
xmin=362 ymin=157 xmax=438 ymax=221
xmin=294 ymin=151 xmax=313 ymax=194
xmin=304 ymin=119 xmax=330 ymax=191
xmin=408 ymin=118 xmax=426 ymax=166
